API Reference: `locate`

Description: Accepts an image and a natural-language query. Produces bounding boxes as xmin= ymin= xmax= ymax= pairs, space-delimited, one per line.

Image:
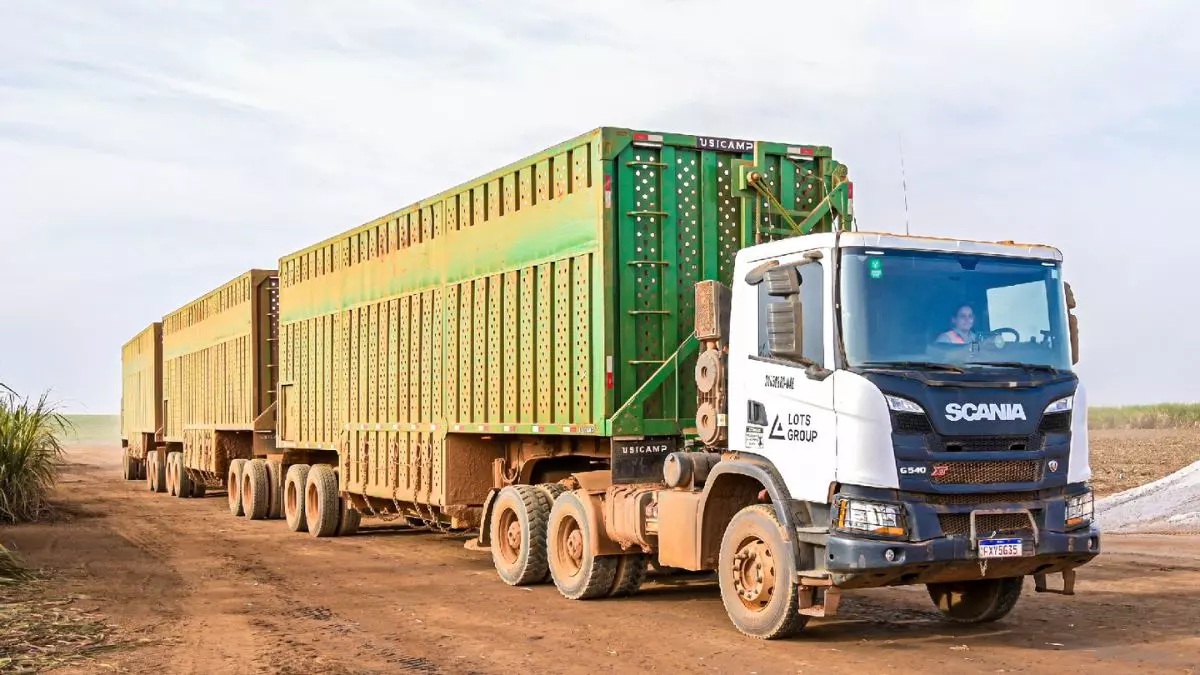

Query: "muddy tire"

xmin=150 ymin=452 xmax=167 ymax=493
xmin=227 ymin=458 xmax=248 ymax=517
xmin=165 ymin=453 xmax=178 ymax=496
xmin=337 ymin=498 xmax=361 ymax=537
xmin=718 ymin=504 xmax=808 ymax=639
xmin=191 ymin=480 xmax=207 ymax=498
xmin=608 ymin=553 xmax=649 ymax=598
xmin=265 ymin=459 xmax=284 ymax=520
xmin=490 ymin=485 xmax=552 ymax=586
xmin=547 ymin=491 xmax=618 ymax=600
xmin=172 ymin=452 xmax=193 ymax=499
xmin=927 ymin=576 xmax=1024 ymax=624
xmin=122 ymin=450 xmax=133 ymax=480
xmin=304 ymin=464 xmax=340 ymax=538
xmin=284 ymin=464 xmax=311 ymax=533
xmin=145 ymin=452 xmax=155 ymax=491
xmin=242 ymin=459 xmax=270 ymax=520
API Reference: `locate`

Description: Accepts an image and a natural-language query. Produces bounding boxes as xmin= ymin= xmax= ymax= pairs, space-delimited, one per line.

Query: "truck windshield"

xmin=839 ymin=247 xmax=1072 ymax=372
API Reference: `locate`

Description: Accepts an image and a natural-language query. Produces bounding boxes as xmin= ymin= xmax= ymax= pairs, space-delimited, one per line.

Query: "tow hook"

xmin=1033 ymin=569 xmax=1077 ymax=595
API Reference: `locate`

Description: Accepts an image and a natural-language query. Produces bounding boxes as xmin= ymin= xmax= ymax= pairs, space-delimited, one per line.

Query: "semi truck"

xmin=122 ymin=126 xmax=1099 ymax=639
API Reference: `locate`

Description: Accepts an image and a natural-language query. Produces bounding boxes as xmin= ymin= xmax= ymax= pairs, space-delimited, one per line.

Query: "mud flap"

xmin=797 ymin=573 xmax=841 ymax=617
xmin=1033 ymin=569 xmax=1077 ymax=595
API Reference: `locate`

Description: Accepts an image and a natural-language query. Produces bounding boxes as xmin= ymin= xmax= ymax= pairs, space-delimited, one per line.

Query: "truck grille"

xmin=922 ymin=491 xmax=1037 ymax=506
xmin=939 ymin=512 xmax=1038 ymax=537
xmin=938 ymin=435 xmax=1040 ymax=453
xmin=931 ymin=460 xmax=1043 ymax=485
xmin=891 ymin=411 xmax=932 ymax=434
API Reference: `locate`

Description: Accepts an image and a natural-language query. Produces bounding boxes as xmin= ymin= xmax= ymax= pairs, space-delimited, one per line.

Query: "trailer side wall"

xmin=120 ymin=322 xmax=162 ymax=459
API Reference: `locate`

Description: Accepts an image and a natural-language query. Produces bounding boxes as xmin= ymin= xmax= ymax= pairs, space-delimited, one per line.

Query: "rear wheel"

xmin=265 ymin=459 xmax=284 ymax=519
xmin=927 ymin=577 xmax=1024 ymax=624
xmin=145 ymin=453 xmax=156 ymax=491
xmin=242 ymin=459 xmax=270 ymax=520
xmin=547 ymin=491 xmax=617 ymax=600
xmin=165 ymin=453 xmax=178 ymax=496
xmin=191 ymin=480 xmax=207 ymax=498
xmin=122 ymin=450 xmax=133 ymax=480
xmin=150 ymin=452 xmax=167 ymax=493
xmin=490 ymin=485 xmax=552 ymax=586
xmin=718 ymin=504 xmax=808 ymax=640
xmin=608 ymin=553 xmax=649 ymax=598
xmin=284 ymin=464 xmax=311 ymax=532
xmin=337 ymin=498 xmax=361 ymax=536
xmin=304 ymin=464 xmax=340 ymax=538
xmin=227 ymin=458 xmax=248 ymax=517
xmin=172 ymin=452 xmax=193 ymax=499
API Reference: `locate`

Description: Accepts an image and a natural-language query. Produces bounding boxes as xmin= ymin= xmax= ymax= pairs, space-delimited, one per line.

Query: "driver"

xmin=936 ymin=304 xmax=977 ymax=345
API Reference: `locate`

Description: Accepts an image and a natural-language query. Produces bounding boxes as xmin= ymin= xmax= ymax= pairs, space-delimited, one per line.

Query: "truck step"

xmin=1033 ymin=569 xmax=1076 ymax=596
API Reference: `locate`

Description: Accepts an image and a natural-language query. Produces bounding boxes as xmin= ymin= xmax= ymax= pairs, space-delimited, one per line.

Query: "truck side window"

xmin=757 ymin=261 xmax=824 ymax=366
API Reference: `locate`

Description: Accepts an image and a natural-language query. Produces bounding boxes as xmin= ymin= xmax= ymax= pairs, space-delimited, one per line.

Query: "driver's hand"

xmin=991 ymin=335 xmax=1004 ymax=349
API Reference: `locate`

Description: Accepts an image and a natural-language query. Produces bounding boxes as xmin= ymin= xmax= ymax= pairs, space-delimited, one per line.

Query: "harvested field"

xmin=1089 ymin=429 xmax=1200 ymax=496
xmin=0 ymin=437 xmax=1198 ymax=674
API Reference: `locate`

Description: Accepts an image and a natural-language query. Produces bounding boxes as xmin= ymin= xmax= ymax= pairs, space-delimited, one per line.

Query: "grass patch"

xmin=0 ymin=572 xmax=126 ymax=673
xmin=0 ymin=387 xmax=69 ymax=524
xmin=60 ymin=415 xmax=119 ymax=445
xmin=1089 ymin=404 xmax=1200 ymax=430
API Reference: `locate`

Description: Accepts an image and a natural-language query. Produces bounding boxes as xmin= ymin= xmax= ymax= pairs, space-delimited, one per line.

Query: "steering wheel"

xmin=983 ymin=327 xmax=1021 ymax=347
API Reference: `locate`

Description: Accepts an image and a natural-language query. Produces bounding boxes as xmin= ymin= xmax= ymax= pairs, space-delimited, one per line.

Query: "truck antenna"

xmin=898 ymin=133 xmax=911 ymax=236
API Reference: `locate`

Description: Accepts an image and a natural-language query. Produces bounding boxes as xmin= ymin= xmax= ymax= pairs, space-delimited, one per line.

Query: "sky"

xmin=1 ymin=1 xmax=1198 ymax=413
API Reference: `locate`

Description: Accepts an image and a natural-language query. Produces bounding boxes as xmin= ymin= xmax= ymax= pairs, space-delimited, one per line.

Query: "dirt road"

xmin=4 ymin=445 xmax=1200 ymax=675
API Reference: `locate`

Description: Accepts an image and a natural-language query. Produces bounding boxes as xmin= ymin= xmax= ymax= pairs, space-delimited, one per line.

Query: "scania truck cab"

xmin=521 ymin=228 xmax=1098 ymax=640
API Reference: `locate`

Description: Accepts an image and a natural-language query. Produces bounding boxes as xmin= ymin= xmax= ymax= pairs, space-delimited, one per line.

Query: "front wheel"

xmin=718 ymin=504 xmax=809 ymax=640
xmin=927 ymin=577 xmax=1023 ymax=624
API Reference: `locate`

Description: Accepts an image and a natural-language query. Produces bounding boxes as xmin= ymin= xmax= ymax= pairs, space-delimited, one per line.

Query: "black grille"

xmin=891 ymin=411 xmax=932 ymax=434
xmin=931 ymin=459 xmax=1044 ymax=485
xmin=1039 ymin=411 xmax=1072 ymax=433
xmin=939 ymin=512 xmax=1038 ymax=537
xmin=921 ymin=491 xmax=1038 ymax=506
xmin=938 ymin=435 xmax=1041 ymax=453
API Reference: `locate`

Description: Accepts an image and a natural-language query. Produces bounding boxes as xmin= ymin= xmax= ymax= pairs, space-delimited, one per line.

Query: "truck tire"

xmin=337 ymin=498 xmax=361 ymax=536
xmin=172 ymin=452 xmax=193 ymax=499
xmin=145 ymin=452 xmax=156 ymax=491
xmin=165 ymin=453 xmax=178 ymax=496
xmin=608 ymin=554 xmax=649 ymax=598
xmin=122 ymin=450 xmax=133 ymax=480
xmin=227 ymin=458 xmax=248 ymax=517
xmin=150 ymin=452 xmax=167 ymax=494
xmin=265 ymin=459 xmax=284 ymax=519
xmin=242 ymin=459 xmax=270 ymax=520
xmin=304 ymin=464 xmax=340 ymax=538
xmin=718 ymin=504 xmax=809 ymax=639
xmin=547 ymin=491 xmax=618 ymax=600
xmin=284 ymin=464 xmax=311 ymax=533
xmin=490 ymin=485 xmax=552 ymax=586
xmin=191 ymin=479 xmax=207 ymax=498
xmin=927 ymin=576 xmax=1024 ymax=624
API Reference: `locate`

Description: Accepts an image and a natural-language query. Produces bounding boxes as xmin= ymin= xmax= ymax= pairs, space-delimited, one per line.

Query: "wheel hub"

xmin=505 ymin=520 xmax=523 ymax=550
xmin=731 ymin=538 xmax=776 ymax=609
xmin=565 ymin=528 xmax=583 ymax=565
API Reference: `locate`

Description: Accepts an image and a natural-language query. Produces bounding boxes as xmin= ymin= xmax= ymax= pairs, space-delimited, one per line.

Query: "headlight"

xmin=835 ymin=498 xmax=907 ymax=537
xmin=1044 ymin=396 xmax=1074 ymax=414
xmin=1066 ymin=490 xmax=1093 ymax=528
xmin=885 ymin=395 xmax=924 ymax=414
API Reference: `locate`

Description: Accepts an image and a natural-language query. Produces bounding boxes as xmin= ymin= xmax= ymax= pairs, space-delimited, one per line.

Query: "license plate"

xmin=978 ymin=538 xmax=1023 ymax=558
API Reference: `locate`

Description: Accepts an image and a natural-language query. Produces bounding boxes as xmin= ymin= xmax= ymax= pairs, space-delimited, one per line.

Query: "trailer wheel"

xmin=191 ymin=479 xmax=206 ymax=498
xmin=172 ymin=452 xmax=193 ymax=499
xmin=304 ymin=464 xmax=340 ymax=538
xmin=165 ymin=453 xmax=178 ymax=496
xmin=718 ymin=504 xmax=808 ymax=640
xmin=608 ymin=553 xmax=649 ymax=598
xmin=490 ymin=485 xmax=552 ymax=586
xmin=242 ymin=459 xmax=270 ymax=520
xmin=227 ymin=459 xmax=248 ymax=516
xmin=145 ymin=452 xmax=156 ymax=491
xmin=122 ymin=450 xmax=133 ymax=480
xmin=265 ymin=459 xmax=284 ymax=519
xmin=284 ymin=464 xmax=311 ymax=532
xmin=337 ymin=498 xmax=361 ymax=536
xmin=547 ymin=491 xmax=617 ymax=600
xmin=927 ymin=577 xmax=1024 ymax=624
xmin=150 ymin=452 xmax=167 ymax=493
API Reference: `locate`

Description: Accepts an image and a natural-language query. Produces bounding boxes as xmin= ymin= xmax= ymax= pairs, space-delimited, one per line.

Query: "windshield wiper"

xmin=857 ymin=361 xmax=965 ymax=373
xmin=968 ymin=361 xmax=1060 ymax=373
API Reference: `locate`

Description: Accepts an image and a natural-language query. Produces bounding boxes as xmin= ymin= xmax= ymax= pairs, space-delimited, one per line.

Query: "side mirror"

xmin=766 ymin=297 xmax=804 ymax=361
xmin=1065 ymin=282 xmax=1079 ymax=365
xmin=763 ymin=266 xmax=800 ymax=297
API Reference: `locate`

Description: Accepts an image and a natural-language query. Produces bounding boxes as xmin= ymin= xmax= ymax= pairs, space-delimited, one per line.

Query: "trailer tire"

xmin=304 ymin=464 xmax=340 ymax=538
xmin=608 ymin=554 xmax=649 ymax=598
xmin=927 ymin=576 xmax=1024 ymax=624
xmin=145 ymin=452 xmax=156 ymax=492
xmin=242 ymin=459 xmax=270 ymax=520
xmin=718 ymin=504 xmax=809 ymax=640
xmin=337 ymin=498 xmax=361 ymax=536
xmin=172 ymin=452 xmax=193 ymax=499
xmin=151 ymin=452 xmax=167 ymax=493
xmin=191 ymin=479 xmax=207 ymax=498
xmin=165 ymin=453 xmax=178 ymax=496
xmin=284 ymin=464 xmax=311 ymax=533
xmin=265 ymin=459 xmax=284 ymax=519
xmin=122 ymin=450 xmax=133 ymax=480
xmin=227 ymin=458 xmax=248 ymax=517
xmin=547 ymin=491 xmax=618 ymax=600
xmin=490 ymin=485 xmax=552 ymax=586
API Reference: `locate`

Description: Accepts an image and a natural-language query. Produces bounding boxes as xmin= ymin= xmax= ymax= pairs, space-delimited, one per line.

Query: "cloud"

xmin=1 ymin=0 xmax=1197 ymax=410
